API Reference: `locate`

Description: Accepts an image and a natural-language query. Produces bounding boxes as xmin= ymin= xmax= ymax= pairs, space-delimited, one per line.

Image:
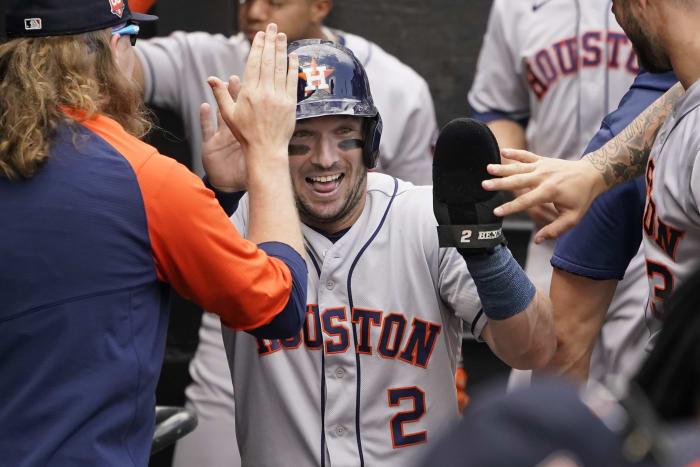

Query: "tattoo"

xmin=584 ymin=82 xmax=684 ymax=187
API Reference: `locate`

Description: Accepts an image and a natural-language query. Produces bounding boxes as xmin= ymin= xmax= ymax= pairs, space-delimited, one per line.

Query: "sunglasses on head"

xmin=112 ymin=23 xmax=140 ymax=46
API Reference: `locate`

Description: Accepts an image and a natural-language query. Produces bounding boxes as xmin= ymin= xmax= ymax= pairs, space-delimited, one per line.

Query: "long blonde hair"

xmin=0 ymin=28 xmax=152 ymax=179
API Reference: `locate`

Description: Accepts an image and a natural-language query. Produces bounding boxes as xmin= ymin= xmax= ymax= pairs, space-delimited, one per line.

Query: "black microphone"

xmin=432 ymin=118 xmax=507 ymax=255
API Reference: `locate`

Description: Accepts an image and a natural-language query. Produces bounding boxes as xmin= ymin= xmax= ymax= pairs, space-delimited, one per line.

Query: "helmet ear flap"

xmin=363 ymin=113 xmax=382 ymax=168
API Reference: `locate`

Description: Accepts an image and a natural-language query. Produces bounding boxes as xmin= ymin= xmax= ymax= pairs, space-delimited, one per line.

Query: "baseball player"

xmin=468 ymin=0 xmax=649 ymax=386
xmin=540 ymin=70 xmax=678 ymax=382
xmin=181 ymin=39 xmax=555 ymax=467
xmin=0 ymin=2 xmax=306 ymax=464
xmin=133 ymin=0 xmax=438 ymax=184
xmin=620 ymin=0 xmax=700 ymax=344
xmin=482 ymin=0 xmax=697 ymax=351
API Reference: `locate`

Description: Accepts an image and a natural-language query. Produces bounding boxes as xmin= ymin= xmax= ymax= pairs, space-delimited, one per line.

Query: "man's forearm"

xmin=247 ymin=154 xmax=304 ymax=257
xmin=487 ymin=119 xmax=527 ymax=154
xmin=483 ymin=288 xmax=555 ymax=370
xmin=534 ymin=269 xmax=617 ymax=383
xmin=584 ymin=82 xmax=683 ymax=187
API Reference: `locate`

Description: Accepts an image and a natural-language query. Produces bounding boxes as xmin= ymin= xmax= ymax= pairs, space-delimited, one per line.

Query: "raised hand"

xmin=200 ymin=97 xmax=247 ymax=193
xmin=482 ymin=148 xmax=606 ymax=243
xmin=206 ymin=23 xmax=304 ymax=256
xmin=207 ymin=23 xmax=298 ymax=171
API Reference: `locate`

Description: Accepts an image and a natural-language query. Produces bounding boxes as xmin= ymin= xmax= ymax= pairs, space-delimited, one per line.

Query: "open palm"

xmin=200 ymin=98 xmax=248 ymax=193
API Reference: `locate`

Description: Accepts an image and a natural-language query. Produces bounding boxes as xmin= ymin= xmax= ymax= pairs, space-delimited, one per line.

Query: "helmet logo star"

xmin=299 ymin=59 xmax=334 ymax=96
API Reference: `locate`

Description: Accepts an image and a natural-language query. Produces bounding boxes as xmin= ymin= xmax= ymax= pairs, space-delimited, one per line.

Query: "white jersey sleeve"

xmin=134 ymin=32 xmax=249 ymax=175
xmin=468 ymin=0 xmax=530 ymax=123
xmin=438 ymin=248 xmax=487 ymax=339
xmin=340 ymin=31 xmax=438 ymax=185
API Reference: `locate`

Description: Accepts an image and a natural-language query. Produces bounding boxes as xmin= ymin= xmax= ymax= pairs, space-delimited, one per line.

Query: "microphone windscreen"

xmin=432 ymin=118 xmax=501 ymax=204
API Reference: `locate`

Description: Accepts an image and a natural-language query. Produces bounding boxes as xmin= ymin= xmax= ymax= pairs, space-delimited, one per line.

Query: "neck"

xmin=301 ymin=191 xmax=366 ymax=234
xmin=663 ymin=4 xmax=700 ymax=88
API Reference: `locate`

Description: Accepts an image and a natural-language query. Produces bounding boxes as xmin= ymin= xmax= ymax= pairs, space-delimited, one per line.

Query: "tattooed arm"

xmin=584 ymin=82 xmax=684 ymax=187
xmin=481 ymin=82 xmax=684 ymax=243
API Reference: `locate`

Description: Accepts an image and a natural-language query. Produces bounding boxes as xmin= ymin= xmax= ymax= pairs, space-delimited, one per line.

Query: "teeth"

xmin=310 ymin=174 xmax=342 ymax=183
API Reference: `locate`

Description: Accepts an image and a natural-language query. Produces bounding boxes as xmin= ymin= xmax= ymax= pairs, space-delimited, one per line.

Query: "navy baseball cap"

xmin=6 ymin=0 xmax=157 ymax=39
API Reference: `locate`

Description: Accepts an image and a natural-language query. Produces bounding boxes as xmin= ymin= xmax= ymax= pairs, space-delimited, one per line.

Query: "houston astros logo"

xmin=108 ymin=0 xmax=125 ymax=18
xmin=299 ymin=59 xmax=334 ymax=96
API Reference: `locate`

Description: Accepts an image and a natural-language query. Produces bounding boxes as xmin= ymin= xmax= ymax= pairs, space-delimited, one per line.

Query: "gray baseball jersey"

xmin=469 ymin=0 xmax=647 ymax=385
xmin=189 ymin=174 xmax=484 ymax=467
xmin=135 ymin=30 xmax=437 ymax=184
xmin=469 ymin=0 xmax=638 ymax=161
xmin=642 ymin=79 xmax=700 ymax=342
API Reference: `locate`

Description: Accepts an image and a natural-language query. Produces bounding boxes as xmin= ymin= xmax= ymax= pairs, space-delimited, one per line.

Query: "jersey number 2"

xmin=387 ymin=386 xmax=427 ymax=448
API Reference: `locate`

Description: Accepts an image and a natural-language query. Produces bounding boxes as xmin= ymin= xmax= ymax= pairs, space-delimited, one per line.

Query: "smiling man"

xmin=289 ymin=116 xmax=368 ymax=227
xmin=181 ymin=39 xmax=556 ymax=467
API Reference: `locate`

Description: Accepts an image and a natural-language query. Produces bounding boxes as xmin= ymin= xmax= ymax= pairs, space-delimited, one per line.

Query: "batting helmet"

xmin=288 ymin=39 xmax=382 ymax=168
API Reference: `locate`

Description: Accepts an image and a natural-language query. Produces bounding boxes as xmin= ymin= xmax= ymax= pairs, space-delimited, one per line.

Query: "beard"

xmin=621 ymin=9 xmax=673 ymax=73
xmin=296 ymin=169 xmax=367 ymax=228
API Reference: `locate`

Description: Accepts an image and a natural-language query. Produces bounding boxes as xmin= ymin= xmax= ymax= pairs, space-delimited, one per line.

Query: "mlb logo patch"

xmin=24 ymin=18 xmax=42 ymax=31
xmin=109 ymin=0 xmax=125 ymax=18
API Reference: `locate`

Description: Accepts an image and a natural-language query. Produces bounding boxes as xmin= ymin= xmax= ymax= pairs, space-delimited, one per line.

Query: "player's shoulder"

xmin=675 ymin=80 xmax=700 ymax=126
xmin=336 ymin=30 xmax=429 ymax=91
xmin=367 ymin=173 xmax=433 ymax=218
xmin=663 ymin=80 xmax=700 ymax=157
xmin=139 ymin=30 xmax=248 ymax=58
xmin=181 ymin=31 xmax=249 ymax=56
xmin=480 ymin=0 xmax=541 ymax=47
xmin=366 ymin=172 xmax=425 ymax=196
xmin=489 ymin=0 xmax=538 ymax=19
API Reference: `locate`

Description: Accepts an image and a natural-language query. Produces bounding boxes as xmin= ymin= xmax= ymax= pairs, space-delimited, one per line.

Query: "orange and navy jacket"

xmin=0 ymin=112 xmax=306 ymax=466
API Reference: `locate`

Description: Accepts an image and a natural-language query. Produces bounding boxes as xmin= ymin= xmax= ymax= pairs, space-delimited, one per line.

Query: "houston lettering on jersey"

xmin=526 ymin=31 xmax=639 ymax=100
xmin=255 ymin=305 xmax=442 ymax=369
xmin=643 ymin=159 xmax=686 ymax=318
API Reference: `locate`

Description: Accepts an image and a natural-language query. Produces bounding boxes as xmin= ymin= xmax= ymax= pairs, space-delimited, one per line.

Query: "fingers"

xmin=274 ymin=32 xmax=288 ymax=91
xmin=482 ymin=172 xmax=536 ymax=192
xmin=500 ymin=148 xmax=540 ymax=163
xmin=200 ymin=103 xmax=214 ymax=142
xmin=208 ymin=76 xmax=235 ymax=124
xmin=491 ymin=189 xmax=550 ymax=217
xmin=486 ymin=149 xmax=540 ymax=178
xmin=215 ymin=108 xmax=225 ymax=133
xmin=486 ymin=161 xmax=536 ymax=178
xmin=286 ymin=52 xmax=299 ymax=100
xmin=228 ymin=75 xmax=242 ymax=101
xmin=534 ymin=214 xmax=577 ymax=244
xmin=259 ymin=23 xmax=278 ymax=87
xmin=242 ymin=30 xmax=265 ymax=86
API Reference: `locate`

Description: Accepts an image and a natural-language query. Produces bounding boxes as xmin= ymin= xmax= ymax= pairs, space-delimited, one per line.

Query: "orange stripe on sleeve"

xmin=79 ymin=113 xmax=292 ymax=330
